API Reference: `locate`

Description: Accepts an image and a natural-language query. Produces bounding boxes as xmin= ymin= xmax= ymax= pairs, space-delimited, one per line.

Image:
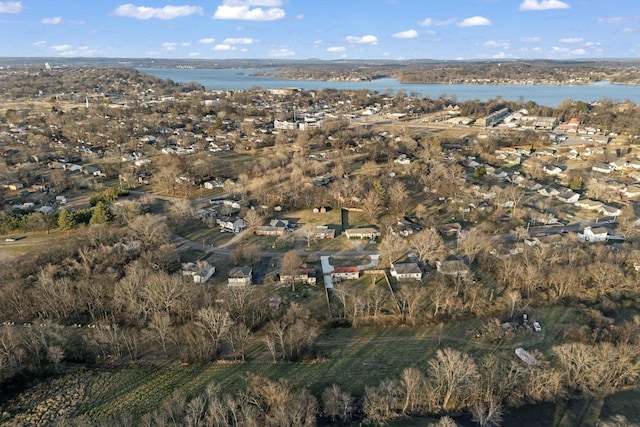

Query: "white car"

xmin=533 ymin=321 xmax=542 ymax=332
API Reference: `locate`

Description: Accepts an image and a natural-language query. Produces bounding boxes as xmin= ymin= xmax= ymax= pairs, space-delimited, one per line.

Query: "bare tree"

xmin=243 ymin=209 xmax=263 ymax=233
xmin=322 ymin=384 xmax=353 ymax=424
xmin=146 ymin=311 xmax=172 ymax=355
xmin=411 ymin=228 xmax=446 ymax=266
xmin=399 ymin=366 xmax=425 ymax=414
xmin=380 ymin=232 xmax=407 ymax=267
xmin=196 ymin=307 xmax=233 ymax=358
xmin=428 ymin=348 xmax=479 ymax=411
xmin=280 ymin=250 xmax=303 ymax=291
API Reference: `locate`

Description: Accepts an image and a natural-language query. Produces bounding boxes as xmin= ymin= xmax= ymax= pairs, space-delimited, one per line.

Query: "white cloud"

xmin=571 ymin=48 xmax=586 ymax=55
xmin=270 ymin=48 xmax=295 ymax=57
xmin=223 ymin=37 xmax=255 ymax=44
xmin=114 ymin=4 xmax=203 ymax=20
xmin=598 ymin=17 xmax=624 ymax=24
xmin=50 ymin=44 xmax=72 ymax=51
xmin=0 ymin=1 xmax=22 ymax=13
xmin=162 ymin=42 xmax=178 ymax=51
xmin=346 ymin=35 xmax=378 ymax=45
xmin=41 ymin=16 xmax=62 ymax=24
xmin=33 ymin=40 xmax=47 ymax=46
xmin=199 ymin=38 xmax=216 ymax=44
xmin=213 ymin=44 xmax=233 ymax=51
xmin=313 ymin=40 xmax=322 ymax=45
xmin=520 ymin=36 xmax=541 ymax=42
xmin=223 ymin=0 xmax=283 ymax=5
xmin=458 ymin=16 xmax=491 ymax=27
xmin=326 ymin=46 xmax=346 ymax=52
xmin=559 ymin=37 xmax=582 ymax=43
xmin=419 ymin=17 xmax=456 ymax=27
xmin=181 ymin=42 xmax=191 ymax=46
xmin=189 ymin=52 xmax=201 ymax=57
xmin=484 ymin=40 xmax=510 ymax=49
xmin=213 ymin=4 xmax=285 ymax=21
xmin=296 ymin=14 xmax=303 ymax=20
xmin=392 ymin=29 xmax=418 ymax=39
xmin=519 ymin=0 xmax=570 ymax=11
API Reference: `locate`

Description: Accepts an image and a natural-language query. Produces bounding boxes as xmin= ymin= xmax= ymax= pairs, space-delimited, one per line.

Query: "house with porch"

xmin=228 ymin=267 xmax=253 ymax=287
xmin=390 ymin=262 xmax=423 ymax=281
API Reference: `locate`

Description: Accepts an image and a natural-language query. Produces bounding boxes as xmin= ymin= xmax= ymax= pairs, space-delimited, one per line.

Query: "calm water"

xmin=138 ymin=67 xmax=640 ymax=108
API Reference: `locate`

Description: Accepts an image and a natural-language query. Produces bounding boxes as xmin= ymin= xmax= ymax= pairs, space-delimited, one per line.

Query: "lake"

xmin=138 ymin=67 xmax=640 ymax=108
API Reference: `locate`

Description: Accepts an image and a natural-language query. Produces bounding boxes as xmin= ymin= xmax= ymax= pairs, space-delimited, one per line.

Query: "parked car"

xmin=533 ymin=321 xmax=542 ymax=332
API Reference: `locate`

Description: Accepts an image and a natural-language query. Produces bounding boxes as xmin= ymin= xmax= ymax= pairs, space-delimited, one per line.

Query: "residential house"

xmin=575 ymin=199 xmax=603 ymax=211
xmin=280 ymin=265 xmax=317 ymax=285
xmin=217 ymin=215 xmax=245 ymax=233
xmin=344 ymin=227 xmax=381 ymax=240
xmin=255 ymin=225 xmax=285 ymax=236
xmin=437 ymin=223 xmax=462 ymax=237
xmin=436 ymin=260 xmax=470 ymax=277
xmin=600 ymin=204 xmax=622 ymax=217
xmin=228 ymin=267 xmax=253 ymax=287
xmin=579 ymin=226 xmax=609 ymax=243
xmin=390 ymin=263 xmax=423 ymax=281
xmin=331 ymin=266 xmax=360 ymax=281
xmin=394 ymin=154 xmax=412 ymax=165
xmin=622 ymin=186 xmax=640 ymax=198
xmin=609 ymin=160 xmax=629 ymax=171
xmin=543 ymin=165 xmax=564 ymax=176
xmin=592 ymin=163 xmax=613 ymax=174
xmin=313 ymin=226 xmax=336 ymax=239
xmin=182 ymin=262 xmax=216 ymax=283
xmin=556 ymin=190 xmax=580 ymax=204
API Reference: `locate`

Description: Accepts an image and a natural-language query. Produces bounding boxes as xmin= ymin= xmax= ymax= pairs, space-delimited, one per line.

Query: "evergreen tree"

xmin=90 ymin=201 xmax=110 ymax=225
xmin=57 ymin=208 xmax=75 ymax=231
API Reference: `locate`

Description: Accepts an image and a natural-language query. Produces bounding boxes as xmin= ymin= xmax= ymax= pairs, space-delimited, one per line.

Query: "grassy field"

xmin=0 ymin=322 xmax=507 ymax=424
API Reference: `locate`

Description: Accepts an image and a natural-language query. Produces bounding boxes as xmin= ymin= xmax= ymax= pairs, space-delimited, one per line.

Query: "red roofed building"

xmin=331 ymin=266 xmax=360 ymax=280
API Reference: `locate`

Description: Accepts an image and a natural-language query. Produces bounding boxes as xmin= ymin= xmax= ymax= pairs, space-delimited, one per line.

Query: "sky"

xmin=0 ymin=0 xmax=638 ymax=60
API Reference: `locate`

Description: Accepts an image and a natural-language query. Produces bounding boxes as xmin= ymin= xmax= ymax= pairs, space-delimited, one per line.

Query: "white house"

xmin=182 ymin=262 xmax=216 ymax=283
xmin=390 ymin=263 xmax=423 ymax=281
xmin=580 ymin=226 xmax=609 ymax=243
xmin=331 ymin=266 xmax=360 ymax=281
xmin=622 ymin=186 xmax=640 ymax=198
xmin=592 ymin=163 xmax=613 ymax=174
xmin=344 ymin=228 xmax=381 ymax=240
xmin=575 ymin=199 xmax=603 ymax=211
xmin=228 ymin=267 xmax=252 ymax=287
xmin=436 ymin=260 xmax=469 ymax=277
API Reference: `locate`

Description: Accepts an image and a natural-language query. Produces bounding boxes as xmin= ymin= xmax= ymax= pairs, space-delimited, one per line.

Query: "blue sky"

xmin=0 ymin=0 xmax=638 ymax=60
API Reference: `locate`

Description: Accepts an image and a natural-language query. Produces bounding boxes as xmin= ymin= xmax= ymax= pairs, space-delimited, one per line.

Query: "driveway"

xmin=357 ymin=254 xmax=379 ymax=270
xmin=320 ymin=256 xmax=334 ymax=289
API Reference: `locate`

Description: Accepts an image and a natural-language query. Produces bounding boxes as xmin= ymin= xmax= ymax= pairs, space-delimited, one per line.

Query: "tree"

xmin=243 ymin=209 xmax=263 ymax=233
xmin=428 ymin=348 xmax=479 ymax=411
xmin=322 ymin=384 xmax=353 ymax=424
xmin=146 ymin=311 xmax=172 ymax=355
xmin=411 ymin=228 xmax=446 ymax=266
xmin=387 ymin=180 xmax=410 ymax=214
xmin=57 ymin=208 xmax=75 ymax=231
xmin=506 ymin=290 xmax=522 ymax=319
xmin=89 ymin=201 xmax=110 ymax=225
xmin=380 ymin=232 xmax=406 ymax=266
xmin=280 ymin=250 xmax=303 ymax=291
xmin=399 ymin=366 xmax=425 ymax=414
xmin=457 ymin=228 xmax=488 ymax=265
xmin=196 ymin=307 xmax=233 ymax=358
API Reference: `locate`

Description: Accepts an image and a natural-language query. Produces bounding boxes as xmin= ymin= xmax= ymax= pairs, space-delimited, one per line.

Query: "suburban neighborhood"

xmin=1 ymin=61 xmax=640 ymax=426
